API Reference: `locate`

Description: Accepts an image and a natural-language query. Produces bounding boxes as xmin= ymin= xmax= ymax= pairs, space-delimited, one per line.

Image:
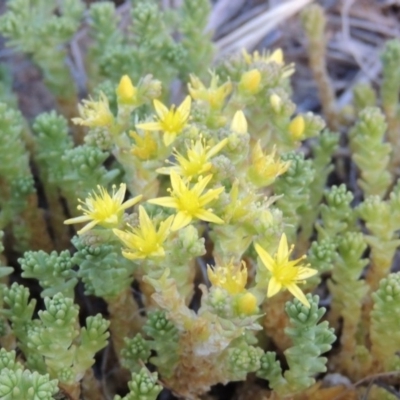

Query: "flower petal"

xmin=286 ymin=283 xmax=310 ymax=307
xmin=206 ymin=138 xmax=228 ymax=159
xmin=64 ymin=215 xmax=92 ymax=225
xmin=153 ymin=99 xmax=169 ymax=119
xmin=277 ymin=233 xmax=289 ymax=264
xmin=136 ymin=122 xmax=162 ymax=131
xmin=77 ymin=220 xmax=99 ymax=235
xmin=296 ymin=266 xmax=318 ymax=280
xmin=104 ymin=214 xmax=118 ymax=224
xmin=192 ymin=174 xmax=213 ymax=196
xmin=156 ymin=166 xmax=174 ymax=175
xmin=169 ymin=171 xmax=183 ymax=194
xmin=199 ymin=187 xmax=224 ymax=206
xmin=148 ymin=196 xmax=178 ymax=209
xmin=113 ymin=229 xmax=135 ymax=248
xmin=177 ymin=96 xmax=191 ymax=121
xmin=194 ymin=209 xmax=224 ymax=224
xmin=157 ymin=215 xmax=174 ymax=238
xmin=121 ymin=194 xmax=143 ymax=210
xmin=267 ymin=277 xmax=282 ymax=298
xmin=114 ymin=183 xmax=127 ymax=204
xmin=163 ymin=132 xmax=177 ymax=146
xmin=171 ymin=211 xmax=192 ymax=231
xmin=151 ymin=247 xmax=166 ymax=257
xmin=138 ymin=206 xmax=154 ymax=235
xmin=254 ymin=243 xmax=275 ymax=272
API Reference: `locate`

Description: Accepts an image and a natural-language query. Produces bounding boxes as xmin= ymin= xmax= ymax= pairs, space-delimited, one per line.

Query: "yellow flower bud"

xmin=288 ymin=115 xmax=305 ymax=140
xmin=239 ymin=69 xmax=262 ymax=94
xmin=116 ymin=75 xmax=137 ymax=104
xmin=236 ymin=292 xmax=258 ymax=315
xmin=270 ymin=93 xmax=282 ymax=113
xmin=230 ymin=110 xmax=247 ymax=135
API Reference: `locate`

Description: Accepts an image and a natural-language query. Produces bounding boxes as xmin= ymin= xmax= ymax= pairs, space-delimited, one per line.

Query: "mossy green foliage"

xmin=113 ymin=368 xmax=162 ymax=400
xmin=350 ymin=107 xmax=391 ymax=197
xmin=371 ymin=273 xmax=400 ymax=371
xmin=257 ymin=295 xmax=335 ymax=397
xmin=0 ymin=0 xmax=84 ymax=96
xmin=0 ymin=349 xmax=58 ymax=400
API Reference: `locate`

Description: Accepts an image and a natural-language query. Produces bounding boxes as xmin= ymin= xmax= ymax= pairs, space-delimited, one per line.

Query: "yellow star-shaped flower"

xmin=113 ymin=206 xmax=173 ymax=260
xmin=254 ymin=233 xmax=317 ymax=307
xmin=64 ymin=184 xmax=142 ymax=235
xmin=136 ymin=96 xmax=191 ymax=146
xmin=148 ymin=172 xmax=224 ymax=231
xmin=157 ymin=137 xmax=228 ymax=180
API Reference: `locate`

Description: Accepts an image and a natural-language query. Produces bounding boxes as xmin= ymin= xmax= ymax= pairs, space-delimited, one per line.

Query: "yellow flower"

xmin=64 ymin=184 xmax=142 ymax=235
xmin=239 ymin=69 xmax=262 ymax=94
xmin=130 ymin=131 xmax=158 ymax=160
xmin=72 ymin=93 xmax=114 ymax=128
xmin=254 ymin=234 xmax=317 ymax=307
xmin=157 ymin=137 xmax=228 ymax=179
xmin=148 ymin=172 xmax=224 ymax=231
xmin=113 ymin=206 xmax=173 ymax=260
xmin=248 ymin=142 xmax=290 ymax=187
xmin=288 ymin=115 xmax=305 ymax=140
xmin=188 ymin=73 xmax=232 ymax=110
xmin=116 ymin=75 xmax=138 ymax=105
xmin=236 ymin=292 xmax=258 ymax=315
xmin=231 ymin=110 xmax=247 ymax=134
xmin=207 ymin=260 xmax=248 ymax=294
xmin=136 ymin=96 xmax=191 ymax=146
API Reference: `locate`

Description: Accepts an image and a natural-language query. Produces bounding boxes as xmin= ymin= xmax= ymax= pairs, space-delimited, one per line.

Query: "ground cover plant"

xmin=0 ymin=0 xmax=400 ymax=399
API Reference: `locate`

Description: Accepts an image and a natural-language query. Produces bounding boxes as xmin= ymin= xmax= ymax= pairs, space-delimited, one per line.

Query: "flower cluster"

xmin=0 ymin=1 xmax=349 ymax=399
xmin=65 ymin=70 xmax=317 ymax=308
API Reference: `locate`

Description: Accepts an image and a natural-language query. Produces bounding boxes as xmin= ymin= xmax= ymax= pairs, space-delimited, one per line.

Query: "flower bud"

xmin=270 ymin=93 xmax=282 ymax=113
xmin=116 ymin=75 xmax=137 ymax=104
xmin=231 ymin=110 xmax=247 ymax=135
xmin=239 ymin=69 xmax=261 ymax=94
xmin=236 ymin=292 xmax=258 ymax=315
xmin=288 ymin=115 xmax=305 ymax=140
